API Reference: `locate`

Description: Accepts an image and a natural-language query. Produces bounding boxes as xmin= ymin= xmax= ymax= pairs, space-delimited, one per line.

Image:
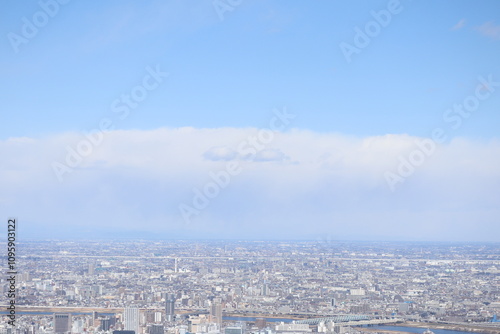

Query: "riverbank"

xmin=399 ymin=322 xmax=500 ymax=334
xmin=358 ymin=327 xmax=413 ymax=334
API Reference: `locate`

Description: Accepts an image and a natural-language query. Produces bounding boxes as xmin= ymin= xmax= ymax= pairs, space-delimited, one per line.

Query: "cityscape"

xmin=1 ymin=240 xmax=499 ymax=334
xmin=1 ymin=2 xmax=499 ymax=334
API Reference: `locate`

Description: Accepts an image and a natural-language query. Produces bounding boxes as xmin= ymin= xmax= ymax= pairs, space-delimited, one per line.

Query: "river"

xmin=372 ymin=325 xmax=480 ymax=334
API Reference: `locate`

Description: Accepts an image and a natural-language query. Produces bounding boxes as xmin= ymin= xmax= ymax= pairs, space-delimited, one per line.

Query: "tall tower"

xmin=124 ymin=307 xmax=140 ymax=334
xmin=210 ymin=298 xmax=222 ymax=326
xmin=100 ymin=318 xmax=111 ymax=331
xmin=165 ymin=294 xmax=175 ymax=322
xmin=261 ymin=283 xmax=269 ymax=296
xmin=54 ymin=313 xmax=72 ymax=334
xmin=88 ymin=263 xmax=95 ymax=276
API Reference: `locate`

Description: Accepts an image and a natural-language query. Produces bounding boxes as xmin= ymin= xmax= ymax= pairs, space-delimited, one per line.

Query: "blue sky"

xmin=1 ymin=0 xmax=499 ymax=241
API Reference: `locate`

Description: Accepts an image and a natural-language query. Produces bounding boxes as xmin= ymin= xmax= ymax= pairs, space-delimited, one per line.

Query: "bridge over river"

xmin=0 ymin=306 xmax=403 ymax=327
xmin=295 ymin=316 xmax=404 ymax=326
xmin=222 ymin=313 xmax=403 ymax=326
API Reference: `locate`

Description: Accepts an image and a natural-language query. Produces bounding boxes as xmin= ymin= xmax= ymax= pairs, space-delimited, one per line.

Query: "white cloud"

xmin=203 ymin=146 xmax=238 ymax=161
xmin=451 ymin=19 xmax=466 ymax=31
xmin=475 ymin=21 xmax=500 ymax=40
xmin=254 ymin=148 xmax=289 ymax=162
xmin=1 ymin=128 xmax=499 ymax=241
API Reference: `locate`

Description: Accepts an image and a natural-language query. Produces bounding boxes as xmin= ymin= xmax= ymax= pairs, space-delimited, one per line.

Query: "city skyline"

xmin=1 ymin=239 xmax=499 ymax=334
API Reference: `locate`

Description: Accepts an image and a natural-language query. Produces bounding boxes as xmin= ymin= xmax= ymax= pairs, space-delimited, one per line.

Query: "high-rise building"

xmin=124 ymin=307 xmax=140 ymax=334
xmin=88 ymin=263 xmax=95 ymax=275
xmin=101 ymin=318 xmax=112 ymax=331
xmin=165 ymin=294 xmax=175 ymax=322
xmin=261 ymin=284 xmax=269 ymax=296
xmin=54 ymin=313 xmax=72 ymax=334
xmin=210 ymin=298 xmax=222 ymax=325
xmin=72 ymin=318 xmax=84 ymax=334
xmin=144 ymin=311 xmax=155 ymax=324
xmin=149 ymin=324 xmax=164 ymax=334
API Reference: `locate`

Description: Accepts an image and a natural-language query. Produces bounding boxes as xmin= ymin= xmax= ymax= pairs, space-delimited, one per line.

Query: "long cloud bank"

xmin=1 ymin=127 xmax=499 ymax=241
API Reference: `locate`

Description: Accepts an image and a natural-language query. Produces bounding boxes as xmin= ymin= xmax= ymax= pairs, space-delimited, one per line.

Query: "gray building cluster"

xmin=0 ymin=240 xmax=499 ymax=334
